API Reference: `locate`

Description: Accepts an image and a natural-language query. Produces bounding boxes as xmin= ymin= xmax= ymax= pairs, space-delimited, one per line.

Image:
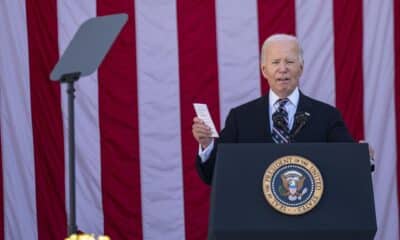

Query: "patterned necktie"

xmin=272 ymin=98 xmax=290 ymax=144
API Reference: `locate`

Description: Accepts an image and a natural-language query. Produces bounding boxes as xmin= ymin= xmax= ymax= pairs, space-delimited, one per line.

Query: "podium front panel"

xmin=209 ymin=143 xmax=376 ymax=240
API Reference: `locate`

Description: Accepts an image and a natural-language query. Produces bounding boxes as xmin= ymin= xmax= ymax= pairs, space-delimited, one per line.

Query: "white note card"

xmin=193 ymin=103 xmax=219 ymax=138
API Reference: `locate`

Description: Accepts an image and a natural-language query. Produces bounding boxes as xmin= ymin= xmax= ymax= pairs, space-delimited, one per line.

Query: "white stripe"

xmin=363 ymin=0 xmax=399 ymax=239
xmin=135 ymin=1 xmax=186 ymax=239
xmin=216 ymin=0 xmax=261 ymax=126
xmin=0 ymin=1 xmax=38 ymax=239
xmin=57 ymin=0 xmax=104 ymax=235
xmin=295 ymin=0 xmax=336 ymax=106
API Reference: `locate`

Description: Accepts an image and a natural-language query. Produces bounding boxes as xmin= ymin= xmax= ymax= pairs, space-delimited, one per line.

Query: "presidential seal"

xmin=262 ymin=155 xmax=324 ymax=215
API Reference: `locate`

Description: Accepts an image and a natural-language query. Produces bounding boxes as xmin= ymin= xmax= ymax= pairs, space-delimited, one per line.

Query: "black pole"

xmin=61 ymin=72 xmax=81 ymax=236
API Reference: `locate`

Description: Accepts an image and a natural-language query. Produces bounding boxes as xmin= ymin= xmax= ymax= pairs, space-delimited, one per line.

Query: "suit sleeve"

xmin=327 ymin=108 xmax=354 ymax=142
xmin=195 ymin=109 xmax=238 ymax=185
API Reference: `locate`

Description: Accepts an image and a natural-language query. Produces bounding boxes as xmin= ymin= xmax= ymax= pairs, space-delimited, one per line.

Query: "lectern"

xmin=208 ymin=143 xmax=377 ymax=240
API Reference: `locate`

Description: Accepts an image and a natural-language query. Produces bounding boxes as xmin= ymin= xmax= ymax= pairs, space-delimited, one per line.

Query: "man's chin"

xmin=274 ymin=88 xmax=294 ymax=98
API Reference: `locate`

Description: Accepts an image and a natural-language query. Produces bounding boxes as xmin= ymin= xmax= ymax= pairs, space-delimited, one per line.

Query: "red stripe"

xmin=394 ymin=0 xmax=400 ymax=221
xmin=97 ymin=2 xmax=143 ymax=239
xmin=333 ymin=0 xmax=365 ymax=140
xmin=25 ymin=0 xmax=67 ymax=239
xmin=0 ymin=134 xmax=3 ymax=240
xmin=176 ymin=1 xmax=220 ymax=239
xmin=257 ymin=0 xmax=296 ymax=95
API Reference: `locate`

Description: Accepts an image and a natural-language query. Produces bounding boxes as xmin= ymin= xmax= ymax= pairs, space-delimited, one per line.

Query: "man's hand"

xmin=192 ymin=117 xmax=213 ymax=149
xmin=359 ymin=140 xmax=375 ymax=160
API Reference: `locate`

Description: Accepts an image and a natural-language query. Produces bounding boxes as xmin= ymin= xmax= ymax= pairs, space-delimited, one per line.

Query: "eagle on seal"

xmin=280 ymin=171 xmax=307 ymax=201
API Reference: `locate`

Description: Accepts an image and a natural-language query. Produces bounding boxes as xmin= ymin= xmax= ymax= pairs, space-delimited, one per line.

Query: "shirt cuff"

xmin=198 ymin=140 xmax=215 ymax=163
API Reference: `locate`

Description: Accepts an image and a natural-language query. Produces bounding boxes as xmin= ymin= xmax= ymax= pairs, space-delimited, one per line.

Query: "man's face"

xmin=261 ymin=40 xmax=303 ymax=98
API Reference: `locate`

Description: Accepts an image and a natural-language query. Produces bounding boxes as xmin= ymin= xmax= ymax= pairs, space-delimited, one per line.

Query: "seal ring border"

xmin=262 ymin=155 xmax=324 ymax=215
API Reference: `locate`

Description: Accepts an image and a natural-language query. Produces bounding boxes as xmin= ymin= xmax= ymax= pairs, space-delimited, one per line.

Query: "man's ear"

xmin=299 ymin=62 xmax=304 ymax=74
xmin=261 ymin=64 xmax=267 ymax=78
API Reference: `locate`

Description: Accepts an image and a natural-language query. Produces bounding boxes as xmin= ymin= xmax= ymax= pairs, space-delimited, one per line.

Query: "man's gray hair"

xmin=260 ymin=34 xmax=304 ymax=66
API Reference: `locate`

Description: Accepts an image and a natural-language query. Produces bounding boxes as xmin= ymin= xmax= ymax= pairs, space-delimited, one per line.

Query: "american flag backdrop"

xmin=0 ymin=0 xmax=399 ymax=240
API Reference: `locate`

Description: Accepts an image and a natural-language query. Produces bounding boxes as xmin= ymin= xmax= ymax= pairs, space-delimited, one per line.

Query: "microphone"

xmin=290 ymin=112 xmax=310 ymax=140
xmin=272 ymin=111 xmax=289 ymax=132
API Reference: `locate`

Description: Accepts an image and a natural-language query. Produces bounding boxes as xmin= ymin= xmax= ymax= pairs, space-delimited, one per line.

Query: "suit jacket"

xmin=196 ymin=91 xmax=354 ymax=185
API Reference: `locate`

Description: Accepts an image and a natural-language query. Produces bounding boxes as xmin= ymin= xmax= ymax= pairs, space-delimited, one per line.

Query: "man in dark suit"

xmin=192 ymin=34 xmax=368 ymax=185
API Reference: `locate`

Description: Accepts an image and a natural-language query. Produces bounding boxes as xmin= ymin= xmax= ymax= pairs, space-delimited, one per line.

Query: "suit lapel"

xmin=290 ymin=91 xmax=313 ymax=136
xmin=259 ymin=94 xmax=273 ymax=142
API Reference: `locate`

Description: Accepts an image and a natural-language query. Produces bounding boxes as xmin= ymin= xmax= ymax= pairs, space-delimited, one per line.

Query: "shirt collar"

xmin=269 ymin=87 xmax=300 ymax=108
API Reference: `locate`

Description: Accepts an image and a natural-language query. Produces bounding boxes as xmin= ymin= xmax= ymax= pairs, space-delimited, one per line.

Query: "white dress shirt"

xmin=199 ymin=88 xmax=300 ymax=162
xmin=269 ymin=87 xmax=299 ymax=131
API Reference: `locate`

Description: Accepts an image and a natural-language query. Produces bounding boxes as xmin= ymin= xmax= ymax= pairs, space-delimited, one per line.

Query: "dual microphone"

xmin=272 ymin=111 xmax=310 ymax=141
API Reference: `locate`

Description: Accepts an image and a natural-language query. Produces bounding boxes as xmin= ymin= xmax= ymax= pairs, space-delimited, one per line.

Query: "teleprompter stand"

xmin=50 ymin=14 xmax=128 ymax=235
